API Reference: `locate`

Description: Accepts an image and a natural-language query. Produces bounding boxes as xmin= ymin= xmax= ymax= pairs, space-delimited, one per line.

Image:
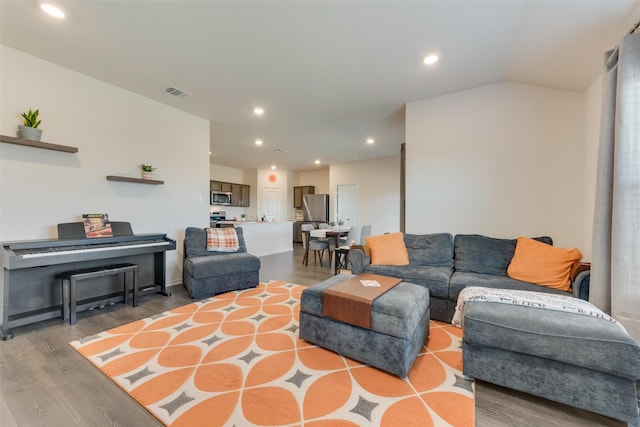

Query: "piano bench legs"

xmin=59 ymin=263 xmax=139 ymax=325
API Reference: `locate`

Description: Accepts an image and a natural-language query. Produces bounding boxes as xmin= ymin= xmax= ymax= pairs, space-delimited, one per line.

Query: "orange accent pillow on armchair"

xmin=507 ymin=237 xmax=583 ymax=291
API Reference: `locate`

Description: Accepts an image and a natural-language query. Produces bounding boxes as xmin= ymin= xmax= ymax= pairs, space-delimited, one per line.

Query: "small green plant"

xmin=337 ymin=219 xmax=345 ymax=226
xmin=20 ymin=108 xmax=41 ymax=128
xmin=141 ymin=164 xmax=156 ymax=172
xmin=328 ymin=221 xmax=336 ymax=227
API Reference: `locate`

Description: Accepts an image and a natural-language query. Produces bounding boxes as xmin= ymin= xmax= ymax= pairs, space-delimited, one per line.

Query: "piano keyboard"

xmin=18 ymin=240 xmax=171 ymax=258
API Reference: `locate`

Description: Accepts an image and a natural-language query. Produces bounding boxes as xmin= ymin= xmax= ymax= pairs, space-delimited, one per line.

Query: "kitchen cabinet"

xmin=240 ymin=184 xmax=250 ymax=207
xmin=211 ymin=180 xmax=250 ymax=206
xmin=231 ymin=184 xmax=250 ymax=207
xmin=210 ymin=180 xmax=232 ymax=192
xmin=293 ymin=185 xmax=315 ymax=208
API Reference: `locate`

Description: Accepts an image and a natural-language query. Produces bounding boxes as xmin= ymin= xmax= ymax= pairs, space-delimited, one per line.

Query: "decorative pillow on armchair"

xmin=365 ymin=232 xmax=409 ymax=266
xmin=507 ymin=237 xmax=582 ymax=291
xmin=206 ymin=227 xmax=240 ymax=252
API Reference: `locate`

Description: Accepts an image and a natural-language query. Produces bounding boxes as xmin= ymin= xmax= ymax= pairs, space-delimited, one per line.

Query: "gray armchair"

xmin=182 ymin=227 xmax=260 ymax=299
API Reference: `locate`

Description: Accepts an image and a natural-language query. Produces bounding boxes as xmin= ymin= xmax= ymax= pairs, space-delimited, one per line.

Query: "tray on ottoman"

xmin=300 ymin=274 xmax=430 ymax=377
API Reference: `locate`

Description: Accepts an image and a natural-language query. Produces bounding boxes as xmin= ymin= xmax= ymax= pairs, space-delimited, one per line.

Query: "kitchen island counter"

xmin=230 ymin=221 xmax=293 ymax=257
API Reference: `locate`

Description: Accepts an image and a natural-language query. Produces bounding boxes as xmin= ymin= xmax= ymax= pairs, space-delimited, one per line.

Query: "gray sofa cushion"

xmin=364 ymin=264 xmax=451 ymax=299
xmin=404 ymin=233 xmax=454 ymax=268
xmin=185 ymin=226 xmax=247 ymax=257
xmin=184 ymin=252 xmax=260 ymax=279
xmin=463 ymin=301 xmax=640 ymax=379
xmin=449 ymin=271 xmax=569 ymax=303
xmin=454 ymin=234 xmax=552 ymax=276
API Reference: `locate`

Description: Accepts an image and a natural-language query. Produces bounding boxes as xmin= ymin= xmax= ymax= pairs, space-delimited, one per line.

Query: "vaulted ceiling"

xmin=2 ymin=1 xmax=638 ymax=171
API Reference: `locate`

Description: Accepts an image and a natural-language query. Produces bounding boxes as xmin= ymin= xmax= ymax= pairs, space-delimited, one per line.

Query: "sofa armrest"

xmin=571 ymin=262 xmax=591 ymax=300
xmin=349 ymin=246 xmax=371 ymax=275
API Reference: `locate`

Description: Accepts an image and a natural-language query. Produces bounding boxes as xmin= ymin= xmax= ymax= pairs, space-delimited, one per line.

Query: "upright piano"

xmin=1 ymin=223 xmax=176 ymax=339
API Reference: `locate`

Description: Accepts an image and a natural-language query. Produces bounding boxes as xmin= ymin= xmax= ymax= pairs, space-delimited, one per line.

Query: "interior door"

xmin=263 ymin=188 xmax=282 ymax=221
xmin=337 ymin=184 xmax=358 ymax=227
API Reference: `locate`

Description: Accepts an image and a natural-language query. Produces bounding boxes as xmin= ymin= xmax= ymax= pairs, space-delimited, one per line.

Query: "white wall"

xmin=256 ymin=168 xmax=288 ymax=222
xmin=330 ymin=157 xmax=400 ymax=236
xmin=210 ymin=163 xmax=251 ymax=220
xmin=405 ymin=82 xmax=585 ymax=250
xmin=583 ymin=76 xmax=603 ymax=260
xmin=299 ymin=169 xmax=330 ymax=194
xmin=1 ymin=45 xmax=210 ymax=285
xmin=210 ymin=163 xmax=245 ymax=183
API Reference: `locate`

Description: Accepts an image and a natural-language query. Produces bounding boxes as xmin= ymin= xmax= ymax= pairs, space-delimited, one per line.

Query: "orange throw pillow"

xmin=507 ymin=237 xmax=582 ymax=291
xmin=365 ymin=232 xmax=410 ymax=266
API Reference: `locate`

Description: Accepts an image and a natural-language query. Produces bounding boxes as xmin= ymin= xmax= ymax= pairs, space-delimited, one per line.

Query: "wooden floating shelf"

xmin=0 ymin=134 xmax=79 ymax=153
xmin=106 ymin=175 xmax=164 ymax=185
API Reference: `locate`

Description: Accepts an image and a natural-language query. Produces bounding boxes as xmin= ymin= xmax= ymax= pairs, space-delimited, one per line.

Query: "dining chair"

xmin=332 ymin=225 xmax=361 ymax=275
xmin=359 ymin=224 xmax=372 ymax=244
xmin=301 ymin=223 xmax=331 ymax=266
xmin=339 ymin=225 xmax=361 ymax=246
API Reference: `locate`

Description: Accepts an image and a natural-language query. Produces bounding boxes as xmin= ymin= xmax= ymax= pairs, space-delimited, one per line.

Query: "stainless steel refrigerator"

xmin=303 ymin=194 xmax=329 ymax=222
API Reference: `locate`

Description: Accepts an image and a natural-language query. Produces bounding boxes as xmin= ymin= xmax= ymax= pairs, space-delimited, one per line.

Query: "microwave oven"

xmin=210 ymin=191 xmax=232 ymax=205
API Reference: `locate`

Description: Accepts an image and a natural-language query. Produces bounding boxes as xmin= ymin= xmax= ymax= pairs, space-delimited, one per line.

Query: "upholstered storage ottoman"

xmin=299 ymin=274 xmax=430 ymax=377
xmin=461 ymin=301 xmax=640 ymax=425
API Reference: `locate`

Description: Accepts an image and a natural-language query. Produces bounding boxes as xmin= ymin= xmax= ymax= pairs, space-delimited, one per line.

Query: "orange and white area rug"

xmin=69 ymin=281 xmax=475 ymax=427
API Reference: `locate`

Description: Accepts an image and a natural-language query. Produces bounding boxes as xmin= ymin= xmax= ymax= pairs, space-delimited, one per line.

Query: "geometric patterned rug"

xmin=70 ymin=281 xmax=474 ymax=426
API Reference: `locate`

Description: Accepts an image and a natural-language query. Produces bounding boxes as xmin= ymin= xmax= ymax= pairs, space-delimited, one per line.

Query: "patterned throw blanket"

xmin=206 ymin=227 xmax=239 ymax=252
xmin=452 ymin=286 xmax=623 ymax=330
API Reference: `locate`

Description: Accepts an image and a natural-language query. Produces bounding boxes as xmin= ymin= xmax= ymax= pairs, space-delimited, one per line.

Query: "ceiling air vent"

xmin=164 ymin=86 xmax=191 ymax=98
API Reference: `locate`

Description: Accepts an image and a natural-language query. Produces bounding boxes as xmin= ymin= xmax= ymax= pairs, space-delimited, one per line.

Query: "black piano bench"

xmin=58 ymin=263 xmax=139 ymax=325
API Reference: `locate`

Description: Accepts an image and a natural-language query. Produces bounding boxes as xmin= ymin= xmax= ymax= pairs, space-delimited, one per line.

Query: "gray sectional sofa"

xmin=349 ymin=233 xmax=590 ymax=323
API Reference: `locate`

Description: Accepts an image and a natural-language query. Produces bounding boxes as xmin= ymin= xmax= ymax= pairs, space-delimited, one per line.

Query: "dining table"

xmin=303 ymin=227 xmax=351 ymax=272
xmin=309 ymin=227 xmax=351 ymax=247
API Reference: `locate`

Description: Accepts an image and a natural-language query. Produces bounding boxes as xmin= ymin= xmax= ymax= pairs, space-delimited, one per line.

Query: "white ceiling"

xmin=2 ymin=1 xmax=639 ymax=171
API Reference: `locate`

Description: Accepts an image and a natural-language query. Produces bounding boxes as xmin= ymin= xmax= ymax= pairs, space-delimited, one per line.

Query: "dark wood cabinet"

xmin=230 ymin=183 xmax=250 ymax=207
xmin=231 ymin=184 xmax=242 ymax=206
xmin=293 ymin=185 xmax=315 ymax=208
xmin=240 ymin=185 xmax=250 ymax=207
xmin=211 ymin=180 xmax=250 ymax=206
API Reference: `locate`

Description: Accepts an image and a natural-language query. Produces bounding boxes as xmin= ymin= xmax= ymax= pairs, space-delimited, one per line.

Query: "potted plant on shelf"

xmin=18 ymin=108 xmax=43 ymax=141
xmin=141 ymin=164 xmax=156 ymax=179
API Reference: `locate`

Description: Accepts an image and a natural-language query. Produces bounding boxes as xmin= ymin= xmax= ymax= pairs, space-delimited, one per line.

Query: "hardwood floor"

xmin=0 ymin=244 xmax=624 ymax=426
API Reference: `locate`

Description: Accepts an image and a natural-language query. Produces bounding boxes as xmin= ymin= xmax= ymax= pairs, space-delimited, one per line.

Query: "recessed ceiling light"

xmin=253 ymin=107 xmax=264 ymax=115
xmin=255 ymin=139 xmax=263 ymax=146
xmin=271 ymin=165 xmax=276 ymax=170
xmin=209 ymin=151 xmax=211 ymax=155
xmin=40 ymin=3 xmax=65 ymax=18
xmin=423 ymin=54 xmax=439 ymax=65
xmin=366 ymin=138 xmax=375 ymax=145
xmin=314 ymin=160 xmax=321 ymax=165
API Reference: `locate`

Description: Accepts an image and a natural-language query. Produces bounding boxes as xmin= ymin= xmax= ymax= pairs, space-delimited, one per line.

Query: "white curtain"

xmin=591 ymin=33 xmax=640 ymax=340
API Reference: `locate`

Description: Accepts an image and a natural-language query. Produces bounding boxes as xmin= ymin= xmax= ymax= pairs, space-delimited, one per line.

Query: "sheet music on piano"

xmin=1 ymin=221 xmax=176 ymax=340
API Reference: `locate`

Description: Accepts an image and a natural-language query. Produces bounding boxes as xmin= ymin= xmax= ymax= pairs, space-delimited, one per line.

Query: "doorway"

xmin=336 ymin=184 xmax=358 ymax=226
xmin=263 ymin=188 xmax=282 ymax=221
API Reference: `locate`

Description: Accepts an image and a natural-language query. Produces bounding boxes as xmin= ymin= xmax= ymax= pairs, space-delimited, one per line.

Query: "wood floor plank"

xmin=0 ymin=243 xmax=625 ymax=426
